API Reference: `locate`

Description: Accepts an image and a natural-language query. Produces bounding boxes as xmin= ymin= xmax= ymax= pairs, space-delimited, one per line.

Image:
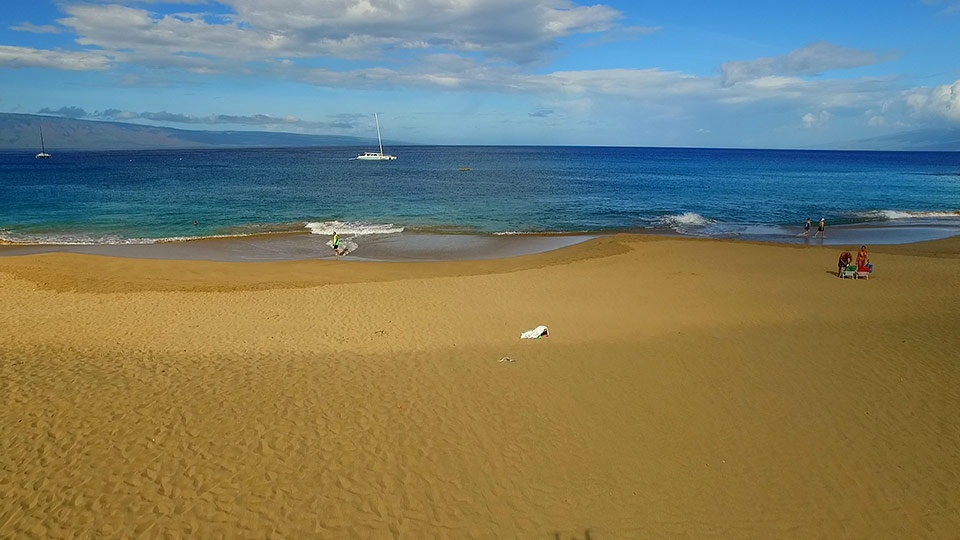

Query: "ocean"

xmin=2 ymin=146 xmax=959 ymax=260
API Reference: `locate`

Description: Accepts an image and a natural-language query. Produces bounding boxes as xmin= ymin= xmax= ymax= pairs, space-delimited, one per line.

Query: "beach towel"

xmin=520 ymin=325 xmax=549 ymax=339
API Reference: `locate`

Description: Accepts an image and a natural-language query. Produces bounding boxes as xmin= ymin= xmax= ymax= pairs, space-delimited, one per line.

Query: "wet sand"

xmin=2 ymin=234 xmax=959 ymax=537
xmin=0 ymin=231 xmax=597 ymax=263
xmin=3 ymin=214 xmax=960 ymax=263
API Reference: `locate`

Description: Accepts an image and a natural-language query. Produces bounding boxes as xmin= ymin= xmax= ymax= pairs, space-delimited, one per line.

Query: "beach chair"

xmin=841 ymin=264 xmax=857 ymax=279
xmin=856 ymin=265 xmax=872 ymax=279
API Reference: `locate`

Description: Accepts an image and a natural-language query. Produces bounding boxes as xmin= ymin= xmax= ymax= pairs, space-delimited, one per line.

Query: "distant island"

xmin=0 ymin=113 xmax=387 ymax=151
xmin=1 ymin=112 xmax=958 ymax=151
xmin=829 ymin=128 xmax=960 ymax=152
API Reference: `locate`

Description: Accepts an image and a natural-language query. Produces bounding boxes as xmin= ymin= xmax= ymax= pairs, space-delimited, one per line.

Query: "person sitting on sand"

xmin=856 ymin=245 xmax=871 ymax=272
xmin=838 ymin=251 xmax=853 ymax=277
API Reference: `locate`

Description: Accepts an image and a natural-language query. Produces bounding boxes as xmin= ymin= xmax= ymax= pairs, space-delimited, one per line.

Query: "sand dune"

xmin=2 ymin=235 xmax=959 ymax=537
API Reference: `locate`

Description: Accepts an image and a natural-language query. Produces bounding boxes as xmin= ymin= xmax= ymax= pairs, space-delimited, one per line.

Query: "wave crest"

xmin=659 ymin=212 xmax=714 ymax=227
xmin=305 ymin=221 xmax=404 ymax=236
xmin=858 ymin=210 xmax=960 ymax=220
xmin=0 ymin=231 xmax=261 ymax=246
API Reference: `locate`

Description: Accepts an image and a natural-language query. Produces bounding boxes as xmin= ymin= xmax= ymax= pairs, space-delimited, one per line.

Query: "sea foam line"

xmin=0 ymin=231 xmax=275 ymax=246
xmin=857 ymin=210 xmax=960 ymax=220
xmin=0 ymin=232 xmax=157 ymax=245
xmin=305 ymin=221 xmax=404 ymax=236
xmin=659 ymin=212 xmax=715 ymax=227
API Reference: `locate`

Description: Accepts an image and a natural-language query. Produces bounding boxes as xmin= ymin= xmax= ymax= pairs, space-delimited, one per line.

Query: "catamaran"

xmin=356 ymin=113 xmax=396 ymax=160
xmin=36 ymin=125 xmax=51 ymax=159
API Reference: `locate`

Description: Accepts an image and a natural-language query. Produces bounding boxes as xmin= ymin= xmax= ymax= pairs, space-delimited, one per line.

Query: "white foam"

xmin=660 ymin=212 xmax=714 ymax=227
xmin=0 ymin=231 xmax=260 ymax=246
xmin=0 ymin=232 xmax=154 ymax=245
xmin=324 ymin=238 xmax=359 ymax=255
xmin=863 ymin=210 xmax=960 ymax=220
xmin=305 ymin=221 xmax=404 ymax=236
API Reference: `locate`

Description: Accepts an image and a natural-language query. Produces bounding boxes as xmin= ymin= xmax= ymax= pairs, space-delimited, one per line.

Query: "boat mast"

xmin=36 ymin=125 xmax=52 ymax=159
xmin=375 ymin=113 xmax=384 ymax=155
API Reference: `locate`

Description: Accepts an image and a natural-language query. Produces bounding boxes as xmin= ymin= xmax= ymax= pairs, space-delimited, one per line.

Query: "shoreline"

xmin=0 ymin=231 xmax=601 ymax=263
xmin=2 ymin=217 xmax=959 ymax=263
xmin=1 ymin=233 xmax=959 ymax=294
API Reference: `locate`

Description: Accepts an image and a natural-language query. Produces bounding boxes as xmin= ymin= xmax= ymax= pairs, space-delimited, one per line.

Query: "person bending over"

xmin=838 ymin=251 xmax=853 ymax=277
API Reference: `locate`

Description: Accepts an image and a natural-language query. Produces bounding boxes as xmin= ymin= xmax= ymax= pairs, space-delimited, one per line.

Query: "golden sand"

xmin=2 ymin=235 xmax=959 ymax=538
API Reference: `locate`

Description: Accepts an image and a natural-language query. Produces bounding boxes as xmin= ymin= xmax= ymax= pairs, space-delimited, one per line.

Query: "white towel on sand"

xmin=520 ymin=325 xmax=549 ymax=339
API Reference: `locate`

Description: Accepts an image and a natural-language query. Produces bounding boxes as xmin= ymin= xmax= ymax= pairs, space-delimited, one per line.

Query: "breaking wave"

xmin=304 ymin=221 xmax=404 ymax=236
xmin=0 ymin=231 xmax=245 ymax=246
xmin=660 ymin=212 xmax=714 ymax=227
xmin=856 ymin=210 xmax=960 ymax=221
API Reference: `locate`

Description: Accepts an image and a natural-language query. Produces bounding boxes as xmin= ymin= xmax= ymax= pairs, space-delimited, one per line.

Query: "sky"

xmin=1 ymin=0 xmax=959 ymax=148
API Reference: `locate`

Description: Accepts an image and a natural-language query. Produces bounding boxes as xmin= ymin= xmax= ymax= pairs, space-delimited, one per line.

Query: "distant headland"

xmin=0 ymin=113 xmax=388 ymax=151
xmin=1 ymin=112 xmax=958 ymax=151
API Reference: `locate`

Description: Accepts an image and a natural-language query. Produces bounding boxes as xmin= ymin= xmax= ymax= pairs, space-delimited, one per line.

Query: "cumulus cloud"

xmin=13 ymin=0 xmax=955 ymax=146
xmin=721 ymin=41 xmax=898 ymax=86
xmin=905 ymin=80 xmax=960 ymax=121
xmin=95 ymin=109 xmax=280 ymax=125
xmin=801 ymin=110 xmax=831 ymax=129
xmin=0 ymin=45 xmax=112 ymax=70
xmin=59 ymin=5 xmax=263 ymax=63
xmin=230 ymin=0 xmax=623 ymax=61
xmin=37 ymin=106 xmax=88 ymax=118
xmin=51 ymin=0 xmax=629 ymax=67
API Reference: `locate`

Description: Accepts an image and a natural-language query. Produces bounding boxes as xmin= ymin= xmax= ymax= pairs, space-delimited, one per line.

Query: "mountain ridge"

xmin=0 ymin=113 xmax=383 ymax=151
xmin=2 ymin=112 xmax=959 ymax=151
xmin=826 ymin=127 xmax=960 ymax=152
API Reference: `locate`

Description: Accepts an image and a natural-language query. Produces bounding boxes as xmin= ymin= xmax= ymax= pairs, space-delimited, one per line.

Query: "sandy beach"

xmin=2 ymin=234 xmax=959 ymax=538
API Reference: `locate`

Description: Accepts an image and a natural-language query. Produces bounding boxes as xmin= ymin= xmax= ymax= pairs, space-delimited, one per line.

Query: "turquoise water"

xmin=2 ymin=146 xmax=959 ymax=246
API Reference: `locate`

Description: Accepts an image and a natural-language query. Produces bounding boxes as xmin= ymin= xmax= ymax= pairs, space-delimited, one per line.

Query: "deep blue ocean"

xmin=2 ymin=146 xmax=959 ymax=246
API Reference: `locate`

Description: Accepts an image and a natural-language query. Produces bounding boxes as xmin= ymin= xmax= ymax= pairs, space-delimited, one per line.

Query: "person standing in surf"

xmin=332 ymin=231 xmax=341 ymax=256
xmin=814 ymin=217 xmax=825 ymax=238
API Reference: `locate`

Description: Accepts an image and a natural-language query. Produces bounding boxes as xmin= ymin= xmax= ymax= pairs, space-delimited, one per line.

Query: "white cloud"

xmin=59 ymin=5 xmax=267 ymax=63
xmin=11 ymin=1 xmax=958 ymax=146
xmin=802 ymin=110 xmax=831 ymax=129
xmin=0 ymin=45 xmax=111 ymax=70
xmin=905 ymin=80 xmax=960 ymax=121
xmin=11 ymin=22 xmax=62 ymax=34
xmin=721 ymin=41 xmax=898 ymax=86
xmin=52 ymin=0 xmax=628 ymax=66
xmin=84 ymin=108 xmax=352 ymax=130
xmin=286 ymin=60 xmax=714 ymax=101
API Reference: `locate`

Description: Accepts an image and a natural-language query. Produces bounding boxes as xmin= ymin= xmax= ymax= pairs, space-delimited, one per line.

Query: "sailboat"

xmin=35 ymin=126 xmax=51 ymax=159
xmin=356 ymin=113 xmax=397 ymax=160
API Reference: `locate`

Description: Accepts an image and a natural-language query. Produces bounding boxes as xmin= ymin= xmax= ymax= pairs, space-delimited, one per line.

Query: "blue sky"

xmin=1 ymin=0 xmax=959 ymax=147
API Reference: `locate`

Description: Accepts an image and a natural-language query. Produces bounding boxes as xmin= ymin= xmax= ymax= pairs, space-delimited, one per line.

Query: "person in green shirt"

xmin=332 ymin=231 xmax=341 ymax=256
